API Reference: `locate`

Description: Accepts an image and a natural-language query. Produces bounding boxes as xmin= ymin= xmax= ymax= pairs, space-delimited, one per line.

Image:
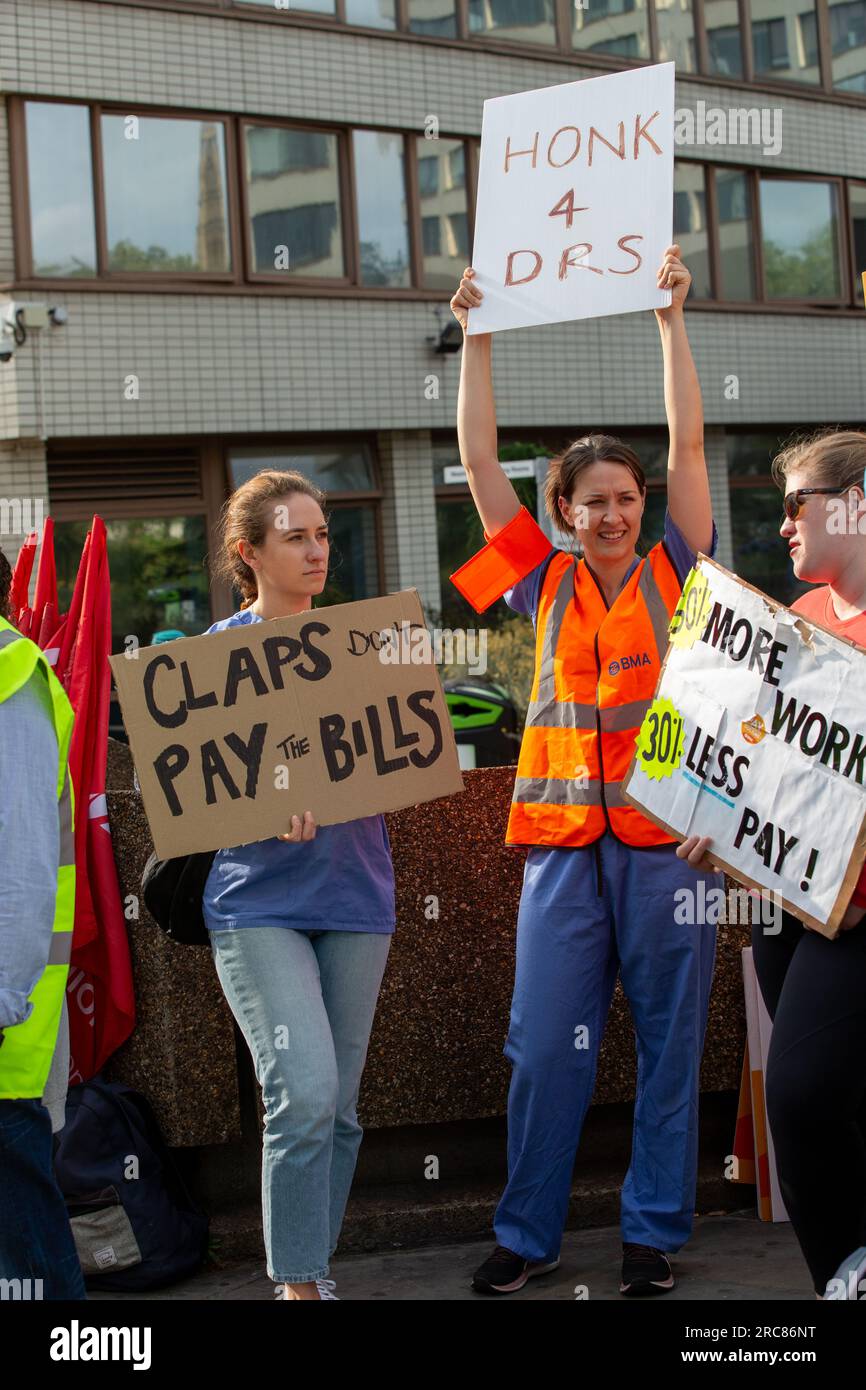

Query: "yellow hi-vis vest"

xmin=0 ymin=614 xmax=75 ymax=1100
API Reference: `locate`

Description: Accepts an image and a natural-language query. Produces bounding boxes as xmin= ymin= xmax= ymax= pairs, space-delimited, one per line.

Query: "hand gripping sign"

xmin=621 ymin=556 xmax=866 ymax=937
xmin=466 ymin=62 xmax=675 ymax=335
xmin=109 ymin=590 xmax=463 ymax=860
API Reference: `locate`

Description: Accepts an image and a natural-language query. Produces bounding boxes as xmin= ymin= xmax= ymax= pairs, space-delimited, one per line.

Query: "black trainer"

xmin=620 ymin=1242 xmax=675 ymax=1296
xmin=471 ymin=1244 xmax=561 ymax=1295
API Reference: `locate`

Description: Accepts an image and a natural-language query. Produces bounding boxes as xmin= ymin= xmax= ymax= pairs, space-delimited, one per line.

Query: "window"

xmin=704 ymin=0 xmax=745 ymax=76
xmin=655 ymin=0 xmax=697 ymax=72
xmin=673 ymin=163 xmax=712 ymax=298
xmin=24 ymin=102 xmax=97 ymax=278
xmin=829 ymin=0 xmax=866 ymax=89
xmin=407 ymin=0 xmax=458 ymax=36
xmin=101 ymin=114 xmax=231 ymax=273
xmin=228 ymin=443 xmax=377 ymax=493
xmin=572 ymin=0 xmax=650 ymax=58
xmin=352 ymin=130 xmax=411 ymax=287
xmin=726 ymin=433 xmax=810 ymax=605
xmin=415 ymin=137 xmax=470 ymax=289
xmin=433 ymin=439 xmax=542 ymax=630
xmin=244 ymin=125 xmax=345 ymax=277
xmin=56 ymin=517 xmax=212 ymax=651
xmin=49 ymin=436 xmax=216 ymax=742
xmin=234 ymin=0 xmax=335 ymax=11
xmin=227 ymin=443 xmax=380 ymax=604
xmin=716 ymin=168 xmax=757 ymax=300
xmin=850 ymin=182 xmax=866 ymax=303
xmin=751 ymin=0 xmax=821 ymax=82
xmin=759 ymin=178 xmax=842 ymax=298
xmin=468 ymin=0 xmax=557 ymax=46
xmin=799 ymin=8 xmax=820 ymax=65
xmin=344 ymin=0 xmax=397 ymax=29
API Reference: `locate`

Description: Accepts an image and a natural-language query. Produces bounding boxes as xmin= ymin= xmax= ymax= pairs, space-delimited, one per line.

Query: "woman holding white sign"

xmin=203 ymin=469 xmax=396 ymax=1302
xmin=681 ymin=429 xmax=866 ymax=1300
xmin=450 ymin=246 xmax=719 ymax=1297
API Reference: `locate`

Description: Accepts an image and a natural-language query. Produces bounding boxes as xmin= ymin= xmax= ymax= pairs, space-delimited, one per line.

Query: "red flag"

xmin=56 ymin=517 xmax=135 ymax=1082
xmin=32 ymin=516 xmax=57 ymax=639
xmin=15 ymin=606 xmax=33 ymax=640
xmin=10 ymin=530 xmax=37 ymax=620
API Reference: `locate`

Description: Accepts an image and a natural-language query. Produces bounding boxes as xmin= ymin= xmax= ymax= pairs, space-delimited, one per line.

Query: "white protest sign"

xmin=621 ymin=557 xmax=866 ymax=936
xmin=466 ymin=63 xmax=674 ymax=335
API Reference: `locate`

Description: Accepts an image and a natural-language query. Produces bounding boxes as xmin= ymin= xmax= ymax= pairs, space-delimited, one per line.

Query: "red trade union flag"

xmin=48 ymin=518 xmax=135 ymax=1081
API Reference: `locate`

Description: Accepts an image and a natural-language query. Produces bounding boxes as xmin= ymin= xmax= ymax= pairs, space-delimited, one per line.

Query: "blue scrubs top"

xmin=201 ymin=608 xmax=396 ymax=934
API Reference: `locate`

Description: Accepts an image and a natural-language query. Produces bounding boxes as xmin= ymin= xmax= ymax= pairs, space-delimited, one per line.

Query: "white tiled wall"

xmin=1 ymin=288 xmax=863 ymax=442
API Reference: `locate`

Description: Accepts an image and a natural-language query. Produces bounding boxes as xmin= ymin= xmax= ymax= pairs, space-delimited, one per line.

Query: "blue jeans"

xmin=494 ymin=835 xmax=718 ymax=1260
xmin=0 ymin=1098 xmax=86 ymax=1300
xmin=210 ymin=926 xmax=391 ymax=1283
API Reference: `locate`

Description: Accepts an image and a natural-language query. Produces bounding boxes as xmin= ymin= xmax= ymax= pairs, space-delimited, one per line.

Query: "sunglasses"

xmin=783 ymin=486 xmax=849 ymax=521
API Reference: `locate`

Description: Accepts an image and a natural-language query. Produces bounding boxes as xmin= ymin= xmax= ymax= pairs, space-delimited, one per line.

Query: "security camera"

xmin=0 ymin=303 xmax=23 ymax=362
xmin=0 ymin=300 xmax=66 ymax=362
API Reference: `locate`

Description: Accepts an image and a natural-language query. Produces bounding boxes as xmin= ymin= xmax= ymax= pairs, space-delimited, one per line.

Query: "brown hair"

xmin=213 ymin=469 xmax=327 ymax=609
xmin=0 ymin=548 xmax=12 ymax=623
xmin=771 ymin=428 xmax=866 ymax=494
xmin=543 ymin=434 xmax=646 ymax=537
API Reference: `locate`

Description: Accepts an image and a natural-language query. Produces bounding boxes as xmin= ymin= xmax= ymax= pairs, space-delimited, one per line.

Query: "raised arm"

xmin=654 ymin=244 xmax=714 ymax=557
xmin=451 ymin=268 xmax=522 ymax=537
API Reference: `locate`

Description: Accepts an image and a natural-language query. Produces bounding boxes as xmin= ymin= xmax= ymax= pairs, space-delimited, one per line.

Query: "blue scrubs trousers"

xmin=494 ymin=832 xmax=718 ymax=1260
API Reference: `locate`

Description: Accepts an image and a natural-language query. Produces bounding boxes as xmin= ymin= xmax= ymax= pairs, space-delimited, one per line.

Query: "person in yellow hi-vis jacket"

xmin=0 ymin=549 xmax=85 ymax=1300
xmin=450 ymin=248 xmax=720 ymax=1298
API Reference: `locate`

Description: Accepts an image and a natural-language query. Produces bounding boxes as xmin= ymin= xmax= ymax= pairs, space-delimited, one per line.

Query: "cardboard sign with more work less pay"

xmin=621 ymin=557 xmax=866 ymax=936
xmin=109 ymin=591 xmax=464 ymax=860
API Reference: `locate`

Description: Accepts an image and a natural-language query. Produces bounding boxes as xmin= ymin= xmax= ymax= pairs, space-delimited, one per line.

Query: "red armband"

xmin=449 ymin=505 xmax=553 ymax=614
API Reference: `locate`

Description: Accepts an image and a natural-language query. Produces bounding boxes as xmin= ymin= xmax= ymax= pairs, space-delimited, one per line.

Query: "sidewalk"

xmin=89 ymin=1209 xmax=813 ymax=1301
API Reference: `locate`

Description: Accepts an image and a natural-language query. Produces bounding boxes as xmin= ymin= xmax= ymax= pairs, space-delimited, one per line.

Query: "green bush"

xmin=440 ymin=613 xmax=537 ymax=729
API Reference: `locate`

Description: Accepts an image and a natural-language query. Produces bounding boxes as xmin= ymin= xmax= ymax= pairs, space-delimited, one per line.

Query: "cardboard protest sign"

xmin=109 ymin=591 xmax=464 ymax=860
xmin=621 ymin=557 xmax=866 ymax=936
xmin=466 ymin=62 xmax=674 ymax=335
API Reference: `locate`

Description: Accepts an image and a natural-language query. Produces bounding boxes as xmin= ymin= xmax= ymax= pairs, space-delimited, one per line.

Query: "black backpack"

xmin=53 ymin=1077 xmax=210 ymax=1291
xmin=141 ymin=849 xmax=217 ymax=946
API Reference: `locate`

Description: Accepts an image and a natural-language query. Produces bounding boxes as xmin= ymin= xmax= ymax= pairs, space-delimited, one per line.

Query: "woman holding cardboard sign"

xmin=449 ymin=246 xmax=720 ymax=1298
xmin=204 ymin=469 xmax=396 ymax=1302
xmin=680 ymin=429 xmax=866 ymax=1300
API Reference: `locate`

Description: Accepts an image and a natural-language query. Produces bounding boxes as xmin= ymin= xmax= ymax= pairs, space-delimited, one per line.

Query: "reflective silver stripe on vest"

xmin=48 ymin=931 xmax=73 ymax=966
xmin=637 ymin=557 xmax=673 ymax=664
xmin=58 ymin=771 xmax=74 ymax=867
xmin=599 ymin=698 xmax=652 ymax=732
xmin=0 ymin=629 xmax=17 ymax=649
xmin=525 ymin=699 xmax=597 ymax=729
xmin=532 ymin=558 xmax=578 ymax=715
xmin=513 ymin=777 xmax=628 ymax=809
xmin=527 ymin=555 xmax=668 ymax=733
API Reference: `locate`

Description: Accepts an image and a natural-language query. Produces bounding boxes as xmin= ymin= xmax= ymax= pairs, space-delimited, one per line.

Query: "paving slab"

xmin=88 ymin=1210 xmax=813 ymax=1301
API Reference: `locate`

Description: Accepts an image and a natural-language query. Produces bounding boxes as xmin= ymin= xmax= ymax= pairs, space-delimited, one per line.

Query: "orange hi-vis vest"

xmin=506 ymin=542 xmax=684 ymax=849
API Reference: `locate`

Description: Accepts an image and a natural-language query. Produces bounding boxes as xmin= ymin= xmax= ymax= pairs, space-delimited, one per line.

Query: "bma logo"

xmin=608 ymin=652 xmax=651 ymax=676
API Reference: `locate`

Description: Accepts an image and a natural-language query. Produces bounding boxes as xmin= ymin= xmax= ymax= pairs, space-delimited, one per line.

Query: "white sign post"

xmin=466 ymin=63 xmax=675 ymax=335
xmin=621 ymin=556 xmax=866 ymax=937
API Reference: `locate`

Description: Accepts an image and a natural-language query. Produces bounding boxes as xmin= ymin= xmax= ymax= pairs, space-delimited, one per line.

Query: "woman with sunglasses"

xmin=679 ymin=429 xmax=866 ymax=1299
